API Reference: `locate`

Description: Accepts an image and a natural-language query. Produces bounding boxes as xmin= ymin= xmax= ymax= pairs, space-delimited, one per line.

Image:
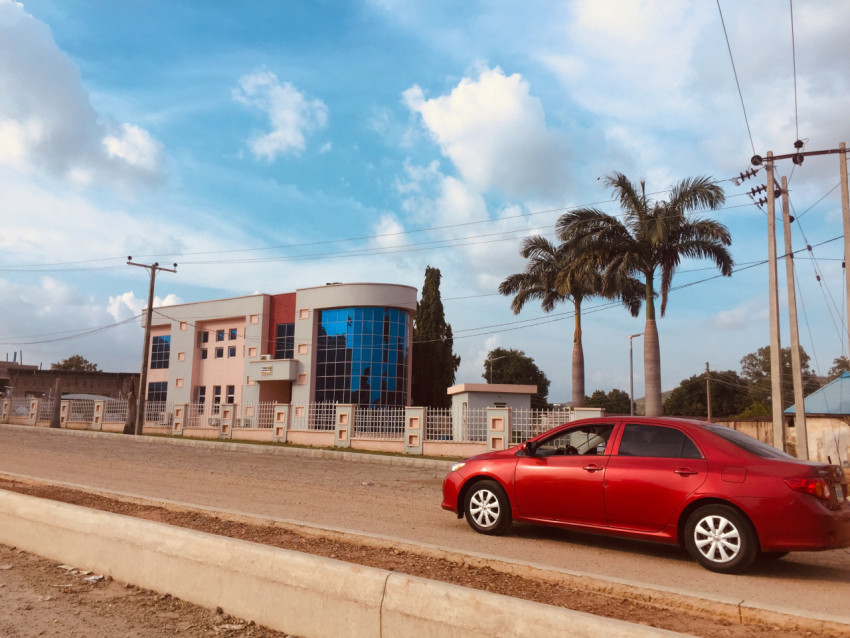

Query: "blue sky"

xmin=2 ymin=0 xmax=849 ymax=403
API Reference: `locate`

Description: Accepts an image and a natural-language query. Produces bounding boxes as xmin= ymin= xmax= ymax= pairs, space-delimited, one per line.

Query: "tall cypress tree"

xmin=412 ymin=266 xmax=460 ymax=407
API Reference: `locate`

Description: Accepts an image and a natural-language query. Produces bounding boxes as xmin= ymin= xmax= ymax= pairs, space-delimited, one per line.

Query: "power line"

xmin=717 ymin=0 xmax=756 ymax=156
xmin=790 ymin=0 xmax=800 ymax=142
xmin=0 ymin=182 xmax=758 ymax=273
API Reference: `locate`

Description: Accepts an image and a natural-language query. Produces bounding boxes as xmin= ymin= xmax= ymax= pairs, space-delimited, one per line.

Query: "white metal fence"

xmin=37 ymin=399 xmax=55 ymax=422
xmin=7 ymin=397 xmax=574 ymax=445
xmin=354 ymin=406 xmax=405 ymax=439
xmin=10 ymin=398 xmax=30 ymax=418
xmin=510 ymin=408 xmax=571 ymax=445
xmin=288 ymin=403 xmax=335 ymax=431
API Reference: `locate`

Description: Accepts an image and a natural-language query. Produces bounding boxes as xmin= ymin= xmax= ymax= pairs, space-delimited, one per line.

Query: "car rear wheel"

xmin=685 ymin=505 xmax=758 ymax=574
xmin=464 ymin=480 xmax=512 ymax=535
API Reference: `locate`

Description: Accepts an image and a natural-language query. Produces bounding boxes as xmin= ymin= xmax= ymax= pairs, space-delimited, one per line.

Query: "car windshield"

xmin=704 ymin=424 xmax=795 ymax=460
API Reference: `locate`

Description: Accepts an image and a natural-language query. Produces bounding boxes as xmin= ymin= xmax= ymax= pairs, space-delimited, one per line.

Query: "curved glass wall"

xmin=314 ymin=307 xmax=410 ymax=406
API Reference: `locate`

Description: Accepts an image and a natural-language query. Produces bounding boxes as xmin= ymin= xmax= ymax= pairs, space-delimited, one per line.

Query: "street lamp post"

xmin=485 ymin=356 xmax=506 ymax=384
xmin=628 ymin=333 xmax=643 ymax=416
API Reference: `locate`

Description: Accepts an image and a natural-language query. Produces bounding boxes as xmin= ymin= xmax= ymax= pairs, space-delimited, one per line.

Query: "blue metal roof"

xmin=786 ymin=371 xmax=850 ymax=415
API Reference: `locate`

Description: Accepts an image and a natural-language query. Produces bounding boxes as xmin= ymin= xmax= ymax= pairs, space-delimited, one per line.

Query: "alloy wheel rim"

xmin=470 ymin=489 xmax=500 ymax=528
xmin=693 ymin=514 xmax=741 ymax=563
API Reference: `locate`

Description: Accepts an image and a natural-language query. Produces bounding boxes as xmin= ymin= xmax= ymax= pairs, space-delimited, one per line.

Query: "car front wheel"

xmin=685 ymin=504 xmax=758 ymax=574
xmin=464 ymin=480 xmax=512 ymax=535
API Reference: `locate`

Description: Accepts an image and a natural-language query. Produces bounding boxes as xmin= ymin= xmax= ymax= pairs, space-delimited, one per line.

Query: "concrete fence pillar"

xmin=404 ymin=407 xmax=425 ymax=455
xmin=59 ymin=400 xmax=71 ymax=427
xmin=334 ymin=404 xmax=355 ymax=448
xmin=0 ymin=399 xmax=10 ymax=423
xmin=172 ymin=403 xmax=187 ymax=436
xmin=27 ymin=399 xmax=39 ymax=426
xmin=486 ymin=407 xmax=511 ymax=452
xmin=92 ymin=400 xmax=105 ymax=431
xmin=218 ymin=404 xmax=235 ymax=439
xmin=272 ymin=404 xmax=290 ymax=443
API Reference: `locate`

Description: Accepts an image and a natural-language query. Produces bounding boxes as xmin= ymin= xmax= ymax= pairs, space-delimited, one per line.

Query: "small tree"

xmin=740 ymin=345 xmax=820 ymax=410
xmin=411 ymin=266 xmax=460 ymax=408
xmin=828 ymin=356 xmax=850 ymax=380
xmin=51 ymin=355 xmax=100 ymax=372
xmin=483 ymin=347 xmax=550 ymax=409
xmin=662 ymin=370 xmax=749 ymax=418
xmin=585 ymin=388 xmax=631 ymax=414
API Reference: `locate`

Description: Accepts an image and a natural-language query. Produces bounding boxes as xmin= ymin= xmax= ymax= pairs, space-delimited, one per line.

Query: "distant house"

xmin=786 ymin=371 xmax=850 ymax=467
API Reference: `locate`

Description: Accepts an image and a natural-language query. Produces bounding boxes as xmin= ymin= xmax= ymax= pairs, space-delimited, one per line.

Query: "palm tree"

xmin=557 ymin=172 xmax=733 ymax=416
xmin=499 ymin=235 xmax=641 ymax=407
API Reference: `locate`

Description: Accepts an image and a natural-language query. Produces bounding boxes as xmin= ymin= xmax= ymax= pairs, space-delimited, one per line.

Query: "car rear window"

xmin=705 ymin=425 xmax=794 ymax=459
xmin=618 ymin=424 xmax=702 ymax=459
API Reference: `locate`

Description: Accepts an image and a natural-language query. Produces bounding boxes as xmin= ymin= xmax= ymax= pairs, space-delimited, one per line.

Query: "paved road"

xmin=2 ymin=425 xmax=849 ymax=621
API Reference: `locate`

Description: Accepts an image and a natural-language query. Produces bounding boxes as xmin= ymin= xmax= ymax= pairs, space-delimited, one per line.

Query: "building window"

xmin=215 ymin=347 xmax=224 ymax=359
xmin=150 ymin=336 xmax=170 ymax=369
xmin=200 ymin=349 xmax=208 ymax=360
xmin=228 ymin=346 xmax=237 ymax=358
xmin=198 ymin=331 xmax=209 ymax=346
xmin=194 ymin=386 xmax=206 ymax=405
xmin=147 ymin=381 xmax=167 ymax=402
xmin=226 ymin=385 xmax=235 ymax=404
xmin=315 ymin=307 xmax=410 ymax=407
xmin=213 ymin=386 xmax=221 ymax=414
xmin=229 ymin=328 xmax=238 ymax=340
xmin=216 ymin=329 xmax=225 ymax=342
xmin=275 ymin=323 xmax=295 ymax=359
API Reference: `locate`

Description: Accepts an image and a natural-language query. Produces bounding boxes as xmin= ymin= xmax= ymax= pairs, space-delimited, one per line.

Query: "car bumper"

xmin=750 ymin=496 xmax=850 ymax=552
xmin=441 ymin=471 xmax=463 ymax=514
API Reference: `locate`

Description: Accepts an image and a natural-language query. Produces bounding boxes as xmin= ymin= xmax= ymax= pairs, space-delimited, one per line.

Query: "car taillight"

xmin=785 ymin=477 xmax=832 ymax=500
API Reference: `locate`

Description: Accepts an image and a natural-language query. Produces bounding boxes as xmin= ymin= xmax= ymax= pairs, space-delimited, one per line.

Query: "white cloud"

xmin=0 ymin=1 xmax=163 ymax=183
xmin=708 ymin=298 xmax=769 ymax=331
xmin=403 ymin=67 xmax=567 ymax=199
xmin=107 ymin=291 xmax=181 ymax=322
xmin=233 ymin=71 xmax=329 ymax=160
xmin=103 ymin=124 xmax=163 ymax=176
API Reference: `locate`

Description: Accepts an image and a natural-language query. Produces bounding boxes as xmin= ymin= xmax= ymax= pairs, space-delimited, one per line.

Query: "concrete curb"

xmin=0 ymin=422 xmax=454 ymax=470
xmin=3 ymin=471 xmax=849 ymax=636
xmin=0 ymin=489 xmax=686 ymax=638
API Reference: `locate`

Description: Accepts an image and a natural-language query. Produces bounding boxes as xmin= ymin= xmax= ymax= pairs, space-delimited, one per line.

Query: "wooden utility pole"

xmin=127 ymin=258 xmax=177 ymax=436
xmin=780 ymin=176 xmax=808 ymax=459
xmin=705 ymin=362 xmax=712 ymax=422
xmin=841 ymin=142 xmax=850 ymax=357
xmin=765 ymin=153 xmax=786 ymax=451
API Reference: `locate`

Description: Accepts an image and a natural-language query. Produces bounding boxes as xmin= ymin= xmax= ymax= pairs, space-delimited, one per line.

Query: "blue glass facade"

xmin=315 ymin=307 xmax=410 ymax=406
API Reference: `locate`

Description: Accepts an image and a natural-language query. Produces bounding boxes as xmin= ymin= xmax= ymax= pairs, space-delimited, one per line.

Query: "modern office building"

xmin=144 ymin=283 xmax=417 ymax=412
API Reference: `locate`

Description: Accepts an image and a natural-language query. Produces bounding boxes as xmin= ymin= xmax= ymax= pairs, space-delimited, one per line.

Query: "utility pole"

xmin=780 ymin=175 xmax=808 ymax=459
xmin=765 ymin=153 xmax=786 ymax=451
xmin=841 ymin=142 xmax=850 ymax=357
xmin=750 ymin=143 xmax=850 ymax=455
xmin=705 ymin=362 xmax=712 ymax=422
xmin=127 ymin=258 xmax=177 ymax=436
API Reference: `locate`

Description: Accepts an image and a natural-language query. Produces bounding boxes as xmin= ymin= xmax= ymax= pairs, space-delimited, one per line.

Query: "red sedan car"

xmin=442 ymin=417 xmax=850 ymax=573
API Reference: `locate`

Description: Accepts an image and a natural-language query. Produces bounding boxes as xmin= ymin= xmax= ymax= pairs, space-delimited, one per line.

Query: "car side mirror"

xmin=525 ymin=441 xmax=538 ymax=456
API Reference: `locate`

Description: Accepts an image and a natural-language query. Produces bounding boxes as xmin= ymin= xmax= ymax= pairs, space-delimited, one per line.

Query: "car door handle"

xmin=674 ymin=468 xmax=698 ymax=477
xmin=583 ymin=464 xmax=604 ymax=473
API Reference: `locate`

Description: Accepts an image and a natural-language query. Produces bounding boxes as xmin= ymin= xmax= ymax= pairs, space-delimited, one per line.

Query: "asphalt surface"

xmin=1 ymin=424 xmax=849 ymax=624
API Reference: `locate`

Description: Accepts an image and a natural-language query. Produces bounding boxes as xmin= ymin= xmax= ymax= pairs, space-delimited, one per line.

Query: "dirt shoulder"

xmin=0 ymin=477 xmax=840 ymax=638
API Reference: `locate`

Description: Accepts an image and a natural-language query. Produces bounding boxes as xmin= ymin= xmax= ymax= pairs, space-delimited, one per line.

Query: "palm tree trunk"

xmin=643 ymin=274 xmax=662 ymax=416
xmin=643 ymin=318 xmax=662 ymax=416
xmin=571 ymin=299 xmax=585 ymax=407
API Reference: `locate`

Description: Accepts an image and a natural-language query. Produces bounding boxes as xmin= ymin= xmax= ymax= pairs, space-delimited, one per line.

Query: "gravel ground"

xmin=0 ymin=476 xmax=840 ymax=638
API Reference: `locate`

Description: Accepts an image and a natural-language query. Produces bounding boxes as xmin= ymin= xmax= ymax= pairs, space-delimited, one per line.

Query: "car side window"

xmin=618 ymin=424 xmax=702 ymax=459
xmin=536 ymin=424 xmax=615 ymax=456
